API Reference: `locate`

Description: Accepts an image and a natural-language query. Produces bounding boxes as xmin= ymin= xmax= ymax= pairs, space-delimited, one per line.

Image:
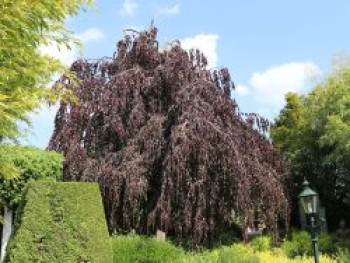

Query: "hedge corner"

xmin=5 ymin=181 xmax=113 ymax=263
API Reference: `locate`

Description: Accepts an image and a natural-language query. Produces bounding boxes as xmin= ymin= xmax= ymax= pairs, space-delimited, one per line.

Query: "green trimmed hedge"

xmin=5 ymin=181 xmax=113 ymax=263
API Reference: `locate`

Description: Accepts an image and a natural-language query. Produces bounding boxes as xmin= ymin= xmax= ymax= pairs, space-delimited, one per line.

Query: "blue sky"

xmin=25 ymin=0 xmax=350 ymax=148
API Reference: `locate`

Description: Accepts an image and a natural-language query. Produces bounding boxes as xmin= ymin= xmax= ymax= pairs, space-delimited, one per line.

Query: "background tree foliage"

xmin=49 ymin=27 xmax=290 ymax=246
xmin=0 ymin=0 xmax=92 ymax=139
xmin=0 ymin=0 xmax=92 ymax=178
xmin=271 ymin=67 xmax=350 ymax=229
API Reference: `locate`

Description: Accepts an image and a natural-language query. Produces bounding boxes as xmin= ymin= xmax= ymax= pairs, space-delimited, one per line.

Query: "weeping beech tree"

xmin=49 ymin=26 xmax=290 ymax=245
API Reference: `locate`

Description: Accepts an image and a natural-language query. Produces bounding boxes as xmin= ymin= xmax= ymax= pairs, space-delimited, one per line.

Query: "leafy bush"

xmin=5 ymin=181 xmax=113 ymax=263
xmin=336 ymin=239 xmax=350 ymax=252
xmin=111 ymin=236 xmax=261 ymax=263
xmin=249 ymin=236 xmax=272 ymax=252
xmin=281 ymin=231 xmax=312 ymax=257
xmin=224 ymin=242 xmax=335 ymax=263
xmin=0 ymin=144 xmax=63 ymax=206
xmin=281 ymin=230 xmax=337 ymax=258
xmin=255 ymin=250 xmax=335 ymax=263
xmin=185 ymin=244 xmax=260 ymax=263
xmin=337 ymin=249 xmax=350 ymax=263
xmin=112 ymin=235 xmax=185 ymax=263
xmin=111 ymin=234 xmax=338 ymax=262
xmin=217 ymin=245 xmax=260 ymax=263
xmin=318 ymin=233 xmax=337 ymax=255
xmin=184 ymin=250 xmax=219 ymax=263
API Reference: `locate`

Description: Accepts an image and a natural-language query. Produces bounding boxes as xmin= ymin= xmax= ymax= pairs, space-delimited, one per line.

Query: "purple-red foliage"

xmin=49 ymin=26 xmax=289 ymax=245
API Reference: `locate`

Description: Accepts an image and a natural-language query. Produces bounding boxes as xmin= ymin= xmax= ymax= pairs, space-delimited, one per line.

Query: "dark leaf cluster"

xmin=49 ymin=26 xmax=289 ymax=245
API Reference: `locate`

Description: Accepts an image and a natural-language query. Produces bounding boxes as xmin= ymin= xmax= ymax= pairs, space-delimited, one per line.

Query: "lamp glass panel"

xmin=301 ymin=196 xmax=315 ymax=214
xmin=312 ymin=194 xmax=318 ymax=214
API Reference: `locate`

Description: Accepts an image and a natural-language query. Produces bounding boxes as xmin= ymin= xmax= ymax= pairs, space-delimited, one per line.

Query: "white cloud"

xmin=251 ymin=62 xmax=320 ymax=107
xmin=38 ymin=28 xmax=104 ymax=67
xmin=181 ymin=34 xmax=219 ymax=68
xmin=158 ymin=4 xmax=180 ymax=16
xmin=235 ymin=84 xmax=250 ymax=96
xmin=120 ymin=0 xmax=138 ymax=16
xmin=38 ymin=43 xmax=79 ymax=67
xmin=78 ymin=28 xmax=105 ymax=43
xmin=239 ymin=62 xmax=321 ymax=117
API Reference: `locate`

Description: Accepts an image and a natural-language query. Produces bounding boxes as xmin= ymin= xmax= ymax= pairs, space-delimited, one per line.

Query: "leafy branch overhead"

xmin=49 ymin=26 xmax=290 ymax=245
xmin=0 ymin=0 xmax=92 ymax=178
xmin=0 ymin=0 xmax=92 ymax=139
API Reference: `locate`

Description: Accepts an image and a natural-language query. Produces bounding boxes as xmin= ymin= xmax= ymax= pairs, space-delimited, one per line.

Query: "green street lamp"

xmin=298 ymin=179 xmax=319 ymax=263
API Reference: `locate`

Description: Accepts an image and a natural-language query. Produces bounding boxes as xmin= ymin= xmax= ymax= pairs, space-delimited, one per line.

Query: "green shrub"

xmin=111 ymin=237 xmax=260 ymax=263
xmin=111 ymin=233 xmax=339 ymax=262
xmin=0 ymin=145 xmax=63 ymax=206
xmin=112 ymin=235 xmax=186 ymax=263
xmin=281 ymin=231 xmax=312 ymax=257
xmin=184 ymin=250 xmax=219 ymax=263
xmin=337 ymin=240 xmax=350 ymax=252
xmin=5 ymin=181 xmax=113 ymax=263
xmin=318 ymin=233 xmax=337 ymax=255
xmin=218 ymin=245 xmax=260 ymax=263
xmin=281 ymin=230 xmax=337 ymax=258
xmin=337 ymin=249 xmax=350 ymax=263
xmin=249 ymin=236 xmax=272 ymax=252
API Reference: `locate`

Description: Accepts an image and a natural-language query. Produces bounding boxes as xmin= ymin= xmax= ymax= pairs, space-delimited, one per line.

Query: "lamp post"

xmin=298 ymin=179 xmax=319 ymax=263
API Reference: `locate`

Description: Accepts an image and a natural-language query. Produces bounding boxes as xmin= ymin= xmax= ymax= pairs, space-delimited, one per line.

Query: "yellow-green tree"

xmin=0 ymin=0 xmax=92 ymax=177
xmin=271 ymin=67 xmax=350 ymax=229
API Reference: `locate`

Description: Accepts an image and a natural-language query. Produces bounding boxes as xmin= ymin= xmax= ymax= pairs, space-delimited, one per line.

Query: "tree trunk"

xmin=1 ymin=207 xmax=13 ymax=263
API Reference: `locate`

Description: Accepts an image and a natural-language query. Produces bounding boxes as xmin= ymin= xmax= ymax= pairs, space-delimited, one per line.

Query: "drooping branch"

xmin=49 ymin=26 xmax=290 ymax=246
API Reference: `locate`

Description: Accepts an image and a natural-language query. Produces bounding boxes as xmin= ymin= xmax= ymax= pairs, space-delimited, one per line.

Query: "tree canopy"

xmin=0 ymin=144 xmax=63 ymax=207
xmin=0 ymin=0 xmax=92 ymax=177
xmin=49 ymin=27 xmax=290 ymax=245
xmin=271 ymin=67 xmax=350 ymax=228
